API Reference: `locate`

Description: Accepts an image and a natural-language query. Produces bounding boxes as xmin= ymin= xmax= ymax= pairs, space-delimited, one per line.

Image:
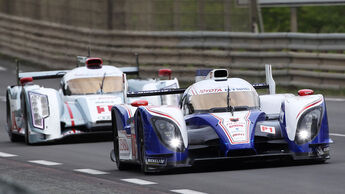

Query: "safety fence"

xmin=0 ymin=13 xmax=345 ymax=89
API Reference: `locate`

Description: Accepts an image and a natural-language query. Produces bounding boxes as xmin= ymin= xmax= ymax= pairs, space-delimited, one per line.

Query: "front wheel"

xmin=21 ymin=93 xmax=31 ymax=145
xmin=112 ymin=110 xmax=129 ymax=170
xmin=6 ymin=93 xmax=20 ymax=142
xmin=138 ymin=115 xmax=148 ymax=173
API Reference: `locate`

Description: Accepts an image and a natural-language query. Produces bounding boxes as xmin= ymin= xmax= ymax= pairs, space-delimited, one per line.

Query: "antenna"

xmin=227 ymin=86 xmax=233 ymax=116
xmin=16 ymin=59 xmax=20 ymax=85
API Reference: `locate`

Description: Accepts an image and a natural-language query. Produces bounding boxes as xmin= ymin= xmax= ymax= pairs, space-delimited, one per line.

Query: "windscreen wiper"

xmin=227 ymin=86 xmax=234 ymax=116
xmin=99 ymin=72 xmax=106 ymax=94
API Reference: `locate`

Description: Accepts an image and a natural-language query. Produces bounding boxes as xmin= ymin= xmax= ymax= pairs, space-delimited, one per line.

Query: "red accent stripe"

xmin=146 ymin=107 xmax=181 ymax=127
xmin=65 ymin=102 xmax=75 ymax=128
xmin=211 ymin=113 xmax=233 ymax=143
xmin=296 ymin=98 xmax=322 ymax=119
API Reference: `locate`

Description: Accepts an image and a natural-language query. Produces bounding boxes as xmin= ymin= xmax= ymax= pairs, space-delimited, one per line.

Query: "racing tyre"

xmin=6 ymin=93 xmax=20 ymax=142
xmin=21 ymin=93 xmax=31 ymax=145
xmin=112 ymin=111 xmax=128 ymax=170
xmin=138 ymin=115 xmax=148 ymax=173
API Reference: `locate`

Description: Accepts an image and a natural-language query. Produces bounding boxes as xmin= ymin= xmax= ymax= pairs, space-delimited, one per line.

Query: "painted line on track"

xmin=325 ymin=98 xmax=345 ymax=102
xmin=121 ymin=178 xmax=157 ymax=185
xmin=330 ymin=133 xmax=345 ymax=137
xmin=171 ymin=189 xmax=207 ymax=194
xmin=0 ymin=66 xmax=7 ymax=71
xmin=73 ymin=169 xmax=109 ymax=175
xmin=28 ymin=160 xmax=62 ymax=166
xmin=0 ymin=152 xmax=18 ymax=157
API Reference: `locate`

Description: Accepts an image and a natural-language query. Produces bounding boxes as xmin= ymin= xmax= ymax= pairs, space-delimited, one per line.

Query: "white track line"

xmin=171 ymin=189 xmax=207 ymax=194
xmin=73 ymin=169 xmax=109 ymax=175
xmin=325 ymin=98 xmax=345 ymax=102
xmin=28 ymin=160 xmax=62 ymax=166
xmin=0 ymin=66 xmax=7 ymax=71
xmin=0 ymin=152 xmax=18 ymax=157
xmin=121 ymin=178 xmax=157 ymax=185
xmin=330 ymin=133 xmax=345 ymax=137
xmin=0 ymin=96 xmax=5 ymax=102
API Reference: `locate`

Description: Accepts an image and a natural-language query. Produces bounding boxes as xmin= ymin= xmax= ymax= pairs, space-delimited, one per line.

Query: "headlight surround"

xmin=151 ymin=117 xmax=185 ymax=152
xmin=29 ymin=92 xmax=49 ymax=129
xmin=295 ymin=106 xmax=322 ymax=145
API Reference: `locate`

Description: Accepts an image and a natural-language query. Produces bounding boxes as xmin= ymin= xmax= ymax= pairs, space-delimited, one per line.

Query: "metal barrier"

xmin=0 ymin=13 xmax=345 ymax=89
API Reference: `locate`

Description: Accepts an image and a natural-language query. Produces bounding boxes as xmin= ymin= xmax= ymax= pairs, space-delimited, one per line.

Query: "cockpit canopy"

xmin=66 ymin=76 xmax=123 ymax=95
xmin=61 ymin=65 xmax=124 ymax=95
xmin=181 ymin=78 xmax=259 ymax=114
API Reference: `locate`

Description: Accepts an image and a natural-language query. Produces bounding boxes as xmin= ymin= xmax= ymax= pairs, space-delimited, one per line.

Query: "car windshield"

xmin=66 ymin=76 xmax=123 ymax=95
xmin=190 ymin=91 xmax=259 ymax=111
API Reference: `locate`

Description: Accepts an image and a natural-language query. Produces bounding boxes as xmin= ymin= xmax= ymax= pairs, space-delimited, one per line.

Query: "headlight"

xmin=151 ymin=117 xmax=185 ymax=152
xmin=29 ymin=92 xmax=49 ymax=129
xmin=295 ymin=106 xmax=322 ymax=145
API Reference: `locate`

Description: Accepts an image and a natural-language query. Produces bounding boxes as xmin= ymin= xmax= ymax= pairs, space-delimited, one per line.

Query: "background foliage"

xmin=262 ymin=6 xmax=345 ymax=33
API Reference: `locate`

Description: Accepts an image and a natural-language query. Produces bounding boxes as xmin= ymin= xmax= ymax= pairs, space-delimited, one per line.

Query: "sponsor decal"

xmin=62 ymin=129 xmax=82 ymax=136
xmin=96 ymin=105 xmax=112 ymax=114
xmin=146 ymin=157 xmax=167 ymax=166
xmin=119 ymin=138 xmax=129 ymax=151
xmin=211 ymin=112 xmax=250 ymax=145
xmin=230 ymin=118 xmax=239 ymax=122
xmin=260 ymin=125 xmax=276 ymax=134
xmin=197 ymin=87 xmax=251 ymax=95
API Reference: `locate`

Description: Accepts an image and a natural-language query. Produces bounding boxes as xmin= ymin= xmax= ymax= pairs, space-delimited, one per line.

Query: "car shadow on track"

xmin=146 ymin=158 xmax=328 ymax=176
xmin=2 ymin=133 xmax=112 ymax=146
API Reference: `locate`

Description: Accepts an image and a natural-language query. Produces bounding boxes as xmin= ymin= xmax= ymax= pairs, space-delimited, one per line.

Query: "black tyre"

xmin=138 ymin=115 xmax=148 ymax=173
xmin=6 ymin=92 xmax=20 ymax=142
xmin=112 ymin=110 xmax=128 ymax=170
xmin=21 ymin=91 xmax=31 ymax=145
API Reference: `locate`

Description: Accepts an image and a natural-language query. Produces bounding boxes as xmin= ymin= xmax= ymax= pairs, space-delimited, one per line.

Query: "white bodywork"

xmin=7 ymin=62 xmax=180 ymax=144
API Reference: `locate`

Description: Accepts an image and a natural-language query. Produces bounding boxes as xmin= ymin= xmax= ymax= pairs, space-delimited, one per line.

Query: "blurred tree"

xmin=262 ymin=6 xmax=345 ymax=33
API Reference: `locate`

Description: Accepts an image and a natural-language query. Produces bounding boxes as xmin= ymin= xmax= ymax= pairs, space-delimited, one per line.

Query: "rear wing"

xmin=119 ymin=67 xmax=139 ymax=75
xmin=127 ymin=88 xmax=186 ymax=97
xmin=127 ymin=83 xmax=270 ymax=98
xmin=18 ymin=70 xmax=69 ymax=80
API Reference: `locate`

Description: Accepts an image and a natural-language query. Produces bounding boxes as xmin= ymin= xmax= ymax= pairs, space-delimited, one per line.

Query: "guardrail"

xmin=0 ymin=13 xmax=345 ymax=89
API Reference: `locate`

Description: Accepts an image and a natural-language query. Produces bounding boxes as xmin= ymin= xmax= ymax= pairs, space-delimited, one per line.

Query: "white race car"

xmin=6 ymin=57 xmax=180 ymax=144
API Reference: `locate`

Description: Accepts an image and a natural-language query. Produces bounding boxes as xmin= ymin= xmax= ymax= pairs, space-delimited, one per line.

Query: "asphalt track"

xmin=0 ymin=58 xmax=344 ymax=194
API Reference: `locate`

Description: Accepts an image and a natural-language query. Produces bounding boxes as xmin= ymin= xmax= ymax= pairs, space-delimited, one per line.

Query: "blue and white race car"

xmin=6 ymin=57 xmax=180 ymax=144
xmin=110 ymin=65 xmax=332 ymax=173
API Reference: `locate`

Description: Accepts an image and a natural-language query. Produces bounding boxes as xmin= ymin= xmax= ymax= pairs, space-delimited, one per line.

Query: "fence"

xmin=0 ymin=13 xmax=345 ymax=89
xmin=0 ymin=0 xmax=252 ymax=32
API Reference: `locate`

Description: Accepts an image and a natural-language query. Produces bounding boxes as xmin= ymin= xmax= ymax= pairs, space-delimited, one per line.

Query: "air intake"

xmin=206 ymin=69 xmax=228 ymax=81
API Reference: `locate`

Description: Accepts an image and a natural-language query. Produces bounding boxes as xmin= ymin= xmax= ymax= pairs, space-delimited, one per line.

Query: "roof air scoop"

xmin=206 ymin=69 xmax=228 ymax=81
xmin=86 ymin=58 xmax=103 ymax=69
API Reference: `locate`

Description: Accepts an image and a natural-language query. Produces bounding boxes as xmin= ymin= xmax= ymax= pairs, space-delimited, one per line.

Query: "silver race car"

xmin=6 ymin=57 xmax=180 ymax=144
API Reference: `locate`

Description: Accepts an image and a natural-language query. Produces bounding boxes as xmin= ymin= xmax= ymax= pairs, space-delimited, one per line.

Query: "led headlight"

xmin=151 ymin=117 xmax=185 ymax=152
xmin=29 ymin=92 xmax=49 ymax=129
xmin=295 ymin=106 xmax=322 ymax=145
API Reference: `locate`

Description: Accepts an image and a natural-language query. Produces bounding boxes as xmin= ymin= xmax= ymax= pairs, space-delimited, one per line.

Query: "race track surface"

xmin=0 ymin=58 xmax=344 ymax=194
